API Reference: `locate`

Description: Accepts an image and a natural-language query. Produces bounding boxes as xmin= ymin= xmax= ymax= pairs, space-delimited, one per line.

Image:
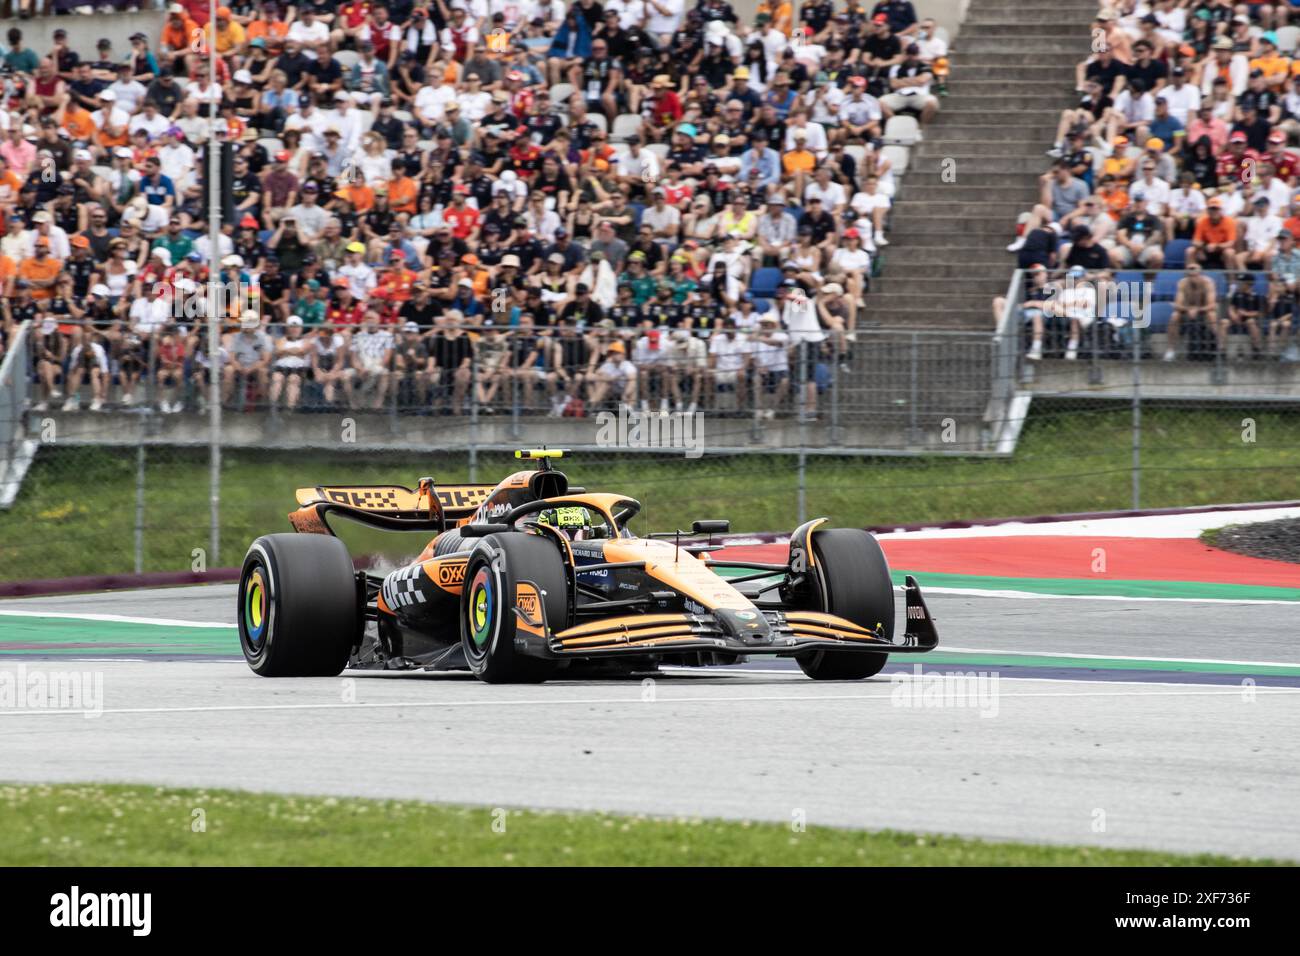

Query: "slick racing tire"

xmin=796 ymin=528 xmax=893 ymax=681
xmin=239 ymin=534 xmax=359 ymax=677
xmin=461 ymin=533 xmax=567 ymax=684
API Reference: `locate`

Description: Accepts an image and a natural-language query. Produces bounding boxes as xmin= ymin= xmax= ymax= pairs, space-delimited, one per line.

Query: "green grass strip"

xmin=0 ymin=783 xmax=1283 ymax=866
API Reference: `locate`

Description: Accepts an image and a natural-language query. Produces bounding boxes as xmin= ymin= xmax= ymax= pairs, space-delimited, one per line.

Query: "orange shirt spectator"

xmin=335 ymin=182 xmax=375 ymax=213
xmin=782 ymin=147 xmax=816 ymax=176
xmin=61 ymin=104 xmax=97 ymax=144
xmin=0 ymin=166 xmax=22 ymax=210
xmin=757 ymin=1 xmax=794 ymax=36
xmin=1250 ymin=51 xmax=1289 ymax=88
xmin=160 ymin=12 xmax=201 ymax=53
xmin=1099 ymin=184 xmax=1130 ymax=221
xmin=460 ymin=256 xmax=490 ymax=297
xmin=1193 ymin=210 xmax=1237 ymax=246
xmin=386 ymin=174 xmax=418 ymax=215
xmin=18 ymin=244 xmax=63 ymax=300
xmin=246 ymin=17 xmax=289 ymax=47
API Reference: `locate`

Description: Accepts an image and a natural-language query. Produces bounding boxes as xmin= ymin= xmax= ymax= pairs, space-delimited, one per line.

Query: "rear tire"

xmin=796 ymin=529 xmax=893 ymax=680
xmin=238 ymin=534 xmax=359 ymax=677
xmin=461 ymin=533 xmax=567 ymax=683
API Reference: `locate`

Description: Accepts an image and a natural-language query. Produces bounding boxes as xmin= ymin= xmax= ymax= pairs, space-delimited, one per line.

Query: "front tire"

xmin=797 ymin=528 xmax=893 ymax=680
xmin=460 ymin=533 xmax=568 ymax=683
xmin=238 ymin=534 xmax=359 ymax=677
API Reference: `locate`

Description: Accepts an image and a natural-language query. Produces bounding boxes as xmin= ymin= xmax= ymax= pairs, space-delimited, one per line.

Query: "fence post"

xmin=389 ymin=340 xmax=399 ymax=434
xmin=1131 ymin=305 xmax=1142 ymax=510
xmin=829 ymin=349 xmax=841 ymax=444
xmin=797 ymin=448 xmax=807 ymax=528
xmin=468 ymin=344 xmax=478 ymax=482
xmin=1088 ymin=316 xmax=1103 ymax=385
xmin=208 ymin=322 xmax=221 ymax=568
xmin=134 ymin=441 xmax=146 ymax=575
xmin=510 ymin=345 xmax=521 ymax=440
xmin=907 ymin=332 xmax=919 ymax=446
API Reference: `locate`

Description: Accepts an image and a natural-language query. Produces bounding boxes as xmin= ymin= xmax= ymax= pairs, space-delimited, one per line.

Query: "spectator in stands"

xmin=1057 ymin=265 xmax=1096 ymax=362
xmin=881 ymin=43 xmax=937 ymax=125
xmin=1166 ymin=169 xmax=1208 ymax=239
xmin=1236 ymin=195 xmax=1284 ymax=271
xmin=1008 ymin=162 xmax=1090 ymax=253
xmin=1225 ymin=272 xmax=1266 ymax=357
xmin=1273 ymin=227 xmax=1300 ymax=276
xmin=1110 ymin=195 xmax=1166 ymax=268
xmin=1065 ymin=225 xmax=1109 ymax=272
xmin=1189 ymin=198 xmax=1237 ymax=268
xmin=1166 ymin=262 xmax=1217 ymax=361
xmin=8 ymin=3 xmax=905 ymax=421
xmin=1130 ymin=157 xmax=1172 ymax=217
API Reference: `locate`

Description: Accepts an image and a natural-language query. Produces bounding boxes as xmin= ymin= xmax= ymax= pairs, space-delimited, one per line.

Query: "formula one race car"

xmin=237 ymin=450 xmax=938 ymax=682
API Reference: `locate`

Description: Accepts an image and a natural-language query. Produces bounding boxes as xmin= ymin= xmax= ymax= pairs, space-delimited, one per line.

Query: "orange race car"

xmin=237 ymin=450 xmax=939 ymax=683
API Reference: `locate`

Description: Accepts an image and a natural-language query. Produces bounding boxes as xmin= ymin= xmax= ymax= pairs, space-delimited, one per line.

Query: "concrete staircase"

xmin=864 ymin=0 xmax=1097 ymax=329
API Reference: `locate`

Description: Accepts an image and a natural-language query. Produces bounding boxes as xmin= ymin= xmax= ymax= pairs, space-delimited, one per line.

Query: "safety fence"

xmin=2 ymin=298 xmax=1299 ymax=581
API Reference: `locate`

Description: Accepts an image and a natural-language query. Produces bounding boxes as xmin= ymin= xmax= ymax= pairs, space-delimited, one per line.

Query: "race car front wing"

xmin=511 ymin=576 xmax=938 ymax=659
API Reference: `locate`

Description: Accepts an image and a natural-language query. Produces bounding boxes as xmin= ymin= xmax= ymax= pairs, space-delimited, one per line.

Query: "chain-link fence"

xmin=3 ymin=290 xmax=1300 ymax=582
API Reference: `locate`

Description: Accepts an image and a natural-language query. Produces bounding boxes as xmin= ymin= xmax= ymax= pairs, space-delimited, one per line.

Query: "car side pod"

xmin=898 ymin=575 xmax=939 ymax=651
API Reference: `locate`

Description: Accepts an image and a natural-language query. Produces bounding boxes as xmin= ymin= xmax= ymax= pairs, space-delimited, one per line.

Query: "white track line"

xmin=918 ymin=586 xmax=1299 ymax=605
xmin=1 ymin=685 xmax=1298 ymax=719
xmin=938 ymin=645 xmax=1300 ymax=669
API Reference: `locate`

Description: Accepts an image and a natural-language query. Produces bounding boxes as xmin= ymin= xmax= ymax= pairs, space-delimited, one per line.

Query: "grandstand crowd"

xmin=1010 ymin=2 xmax=1300 ymax=364
xmin=0 ymin=0 xmax=947 ymax=418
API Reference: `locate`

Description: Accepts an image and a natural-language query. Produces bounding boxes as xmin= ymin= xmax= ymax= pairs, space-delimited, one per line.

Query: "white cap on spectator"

xmin=73 ymin=148 xmax=92 ymax=161
xmin=501 ymin=254 xmax=521 ymax=267
xmin=240 ymin=310 xmax=260 ymax=328
xmin=91 ymin=284 xmax=111 ymax=297
xmin=152 ymin=247 xmax=172 ymax=264
xmin=287 ymin=315 xmax=303 ymax=326
xmin=114 ymin=146 xmax=134 ymax=158
xmin=403 ymin=321 xmax=420 ymax=332
xmin=99 ymin=89 xmax=116 ymax=102
xmin=168 ymin=2 xmax=184 ymax=11
xmin=32 ymin=211 xmax=52 ymax=223
xmin=222 ymin=254 xmax=244 ymax=267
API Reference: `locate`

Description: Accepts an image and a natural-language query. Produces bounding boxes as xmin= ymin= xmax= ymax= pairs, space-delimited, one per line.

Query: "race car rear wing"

xmin=288 ymin=482 xmax=496 ymax=536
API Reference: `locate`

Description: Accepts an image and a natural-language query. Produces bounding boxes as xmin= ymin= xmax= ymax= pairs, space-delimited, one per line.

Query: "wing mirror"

xmin=692 ymin=520 xmax=730 ymax=534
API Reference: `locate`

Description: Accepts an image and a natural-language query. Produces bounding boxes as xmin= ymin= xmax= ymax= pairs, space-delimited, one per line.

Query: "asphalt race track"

xmin=2 ymin=584 xmax=1299 ymax=860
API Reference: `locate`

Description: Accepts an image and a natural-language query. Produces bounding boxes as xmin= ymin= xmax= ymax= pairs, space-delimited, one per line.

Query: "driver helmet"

xmin=536 ymin=506 xmax=600 ymax=541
